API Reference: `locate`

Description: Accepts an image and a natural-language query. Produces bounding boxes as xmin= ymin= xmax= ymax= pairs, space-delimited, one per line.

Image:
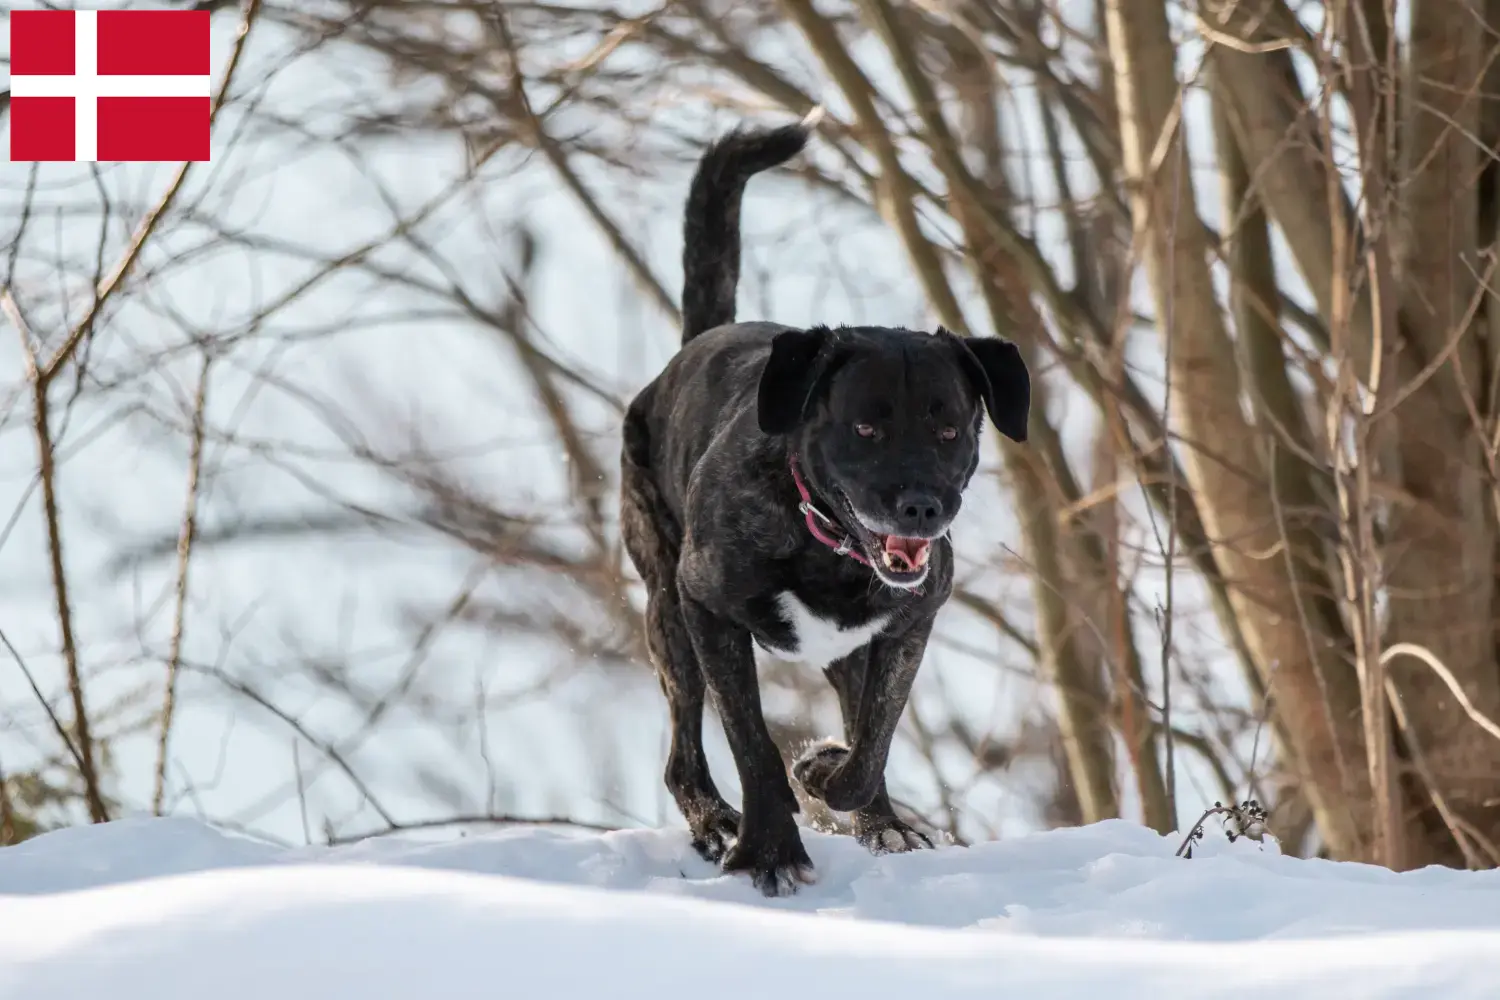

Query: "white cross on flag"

xmin=8 ymin=9 xmax=212 ymax=162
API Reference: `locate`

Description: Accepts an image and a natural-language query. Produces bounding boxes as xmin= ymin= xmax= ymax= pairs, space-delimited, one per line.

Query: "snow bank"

xmin=1 ymin=817 xmax=1498 ymax=998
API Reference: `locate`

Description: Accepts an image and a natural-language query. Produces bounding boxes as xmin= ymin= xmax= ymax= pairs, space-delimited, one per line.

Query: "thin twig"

xmin=1176 ymin=805 xmax=1226 ymax=857
xmin=1157 ymin=29 xmax=1187 ymax=831
xmin=326 ymin=814 xmax=615 ymax=845
xmin=183 ymin=660 xmax=397 ymax=827
xmin=0 ymin=625 xmax=94 ymax=791
xmin=293 ymin=740 xmax=313 ymax=846
xmin=152 ymin=352 xmax=214 ymax=814
xmin=1175 ymin=799 xmax=1268 ymax=857
xmin=1384 ymin=675 xmax=1483 ymax=869
xmin=1382 ymin=643 xmax=1500 ymax=747
xmin=4 ymin=292 xmax=108 ymax=823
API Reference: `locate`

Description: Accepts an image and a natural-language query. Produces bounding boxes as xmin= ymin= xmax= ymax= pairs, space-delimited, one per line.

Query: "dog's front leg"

xmin=792 ymin=619 xmax=935 ymax=852
xmin=817 ymin=650 xmax=934 ymax=854
xmin=678 ymin=592 xmax=814 ymax=897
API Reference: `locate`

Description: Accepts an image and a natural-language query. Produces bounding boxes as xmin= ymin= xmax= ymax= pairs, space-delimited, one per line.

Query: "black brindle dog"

xmin=621 ymin=111 xmax=1031 ymax=896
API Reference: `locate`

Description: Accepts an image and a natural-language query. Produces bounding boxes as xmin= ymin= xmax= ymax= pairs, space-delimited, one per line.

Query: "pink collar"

xmin=788 ymin=455 xmax=870 ymax=567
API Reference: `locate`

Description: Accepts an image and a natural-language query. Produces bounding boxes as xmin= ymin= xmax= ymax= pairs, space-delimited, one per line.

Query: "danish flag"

xmin=8 ymin=9 xmax=211 ymax=163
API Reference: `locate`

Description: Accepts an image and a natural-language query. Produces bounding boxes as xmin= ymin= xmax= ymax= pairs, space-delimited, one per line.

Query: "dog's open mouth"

xmin=874 ymin=534 xmax=932 ymax=575
xmin=830 ymin=491 xmax=937 ymax=586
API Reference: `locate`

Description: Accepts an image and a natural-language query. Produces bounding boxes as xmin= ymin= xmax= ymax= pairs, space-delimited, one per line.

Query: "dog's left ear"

xmin=758 ymin=326 xmax=831 ymax=435
xmin=947 ymin=330 xmax=1031 ymax=443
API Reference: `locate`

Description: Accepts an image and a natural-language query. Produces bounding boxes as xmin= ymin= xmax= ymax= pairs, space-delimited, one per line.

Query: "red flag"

xmin=9 ymin=9 xmax=212 ymax=163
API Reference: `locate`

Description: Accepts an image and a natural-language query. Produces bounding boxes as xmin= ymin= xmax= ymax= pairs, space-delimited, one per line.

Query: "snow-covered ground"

xmin=1 ymin=817 xmax=1498 ymax=998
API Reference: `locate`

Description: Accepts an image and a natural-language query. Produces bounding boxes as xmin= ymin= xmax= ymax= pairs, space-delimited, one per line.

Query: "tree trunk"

xmin=1386 ymin=0 xmax=1500 ymax=868
xmin=1106 ymin=0 xmax=1370 ymax=858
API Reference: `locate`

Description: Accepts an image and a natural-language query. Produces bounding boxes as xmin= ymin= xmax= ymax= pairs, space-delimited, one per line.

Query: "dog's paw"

xmin=855 ymin=817 xmax=934 ymax=855
xmin=688 ymin=803 xmax=743 ymax=864
xmin=722 ymin=824 xmax=816 ymax=897
xmin=791 ymin=739 xmax=849 ymax=803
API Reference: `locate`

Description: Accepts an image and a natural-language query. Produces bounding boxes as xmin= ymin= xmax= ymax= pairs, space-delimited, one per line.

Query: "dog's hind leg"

xmin=647 ymin=586 xmax=742 ymax=862
xmin=795 ymin=635 xmax=935 ymax=855
xmin=621 ymin=432 xmax=740 ymax=862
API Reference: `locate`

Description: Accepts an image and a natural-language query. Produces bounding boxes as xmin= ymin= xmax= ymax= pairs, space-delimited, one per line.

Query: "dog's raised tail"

xmin=681 ymin=107 xmax=821 ymax=344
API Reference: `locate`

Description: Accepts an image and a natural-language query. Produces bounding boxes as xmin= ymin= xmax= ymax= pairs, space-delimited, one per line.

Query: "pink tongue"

xmin=883 ymin=536 xmax=930 ymax=570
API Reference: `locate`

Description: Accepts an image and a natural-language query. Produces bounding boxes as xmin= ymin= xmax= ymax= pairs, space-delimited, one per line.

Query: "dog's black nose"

xmin=893 ymin=491 xmax=944 ymax=535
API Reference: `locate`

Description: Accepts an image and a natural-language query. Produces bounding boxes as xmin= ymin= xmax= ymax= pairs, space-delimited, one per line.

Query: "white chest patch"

xmin=755 ymin=591 xmax=892 ymax=668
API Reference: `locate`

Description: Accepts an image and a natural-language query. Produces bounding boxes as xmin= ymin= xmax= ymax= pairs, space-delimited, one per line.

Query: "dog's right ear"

xmin=758 ymin=327 xmax=830 ymax=435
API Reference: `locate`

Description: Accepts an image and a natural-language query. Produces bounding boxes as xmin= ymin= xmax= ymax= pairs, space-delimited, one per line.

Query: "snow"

xmin=2 ymin=818 xmax=1500 ymax=998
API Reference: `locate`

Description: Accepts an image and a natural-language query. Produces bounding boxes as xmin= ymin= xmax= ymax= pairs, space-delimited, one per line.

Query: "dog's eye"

xmin=939 ymin=426 xmax=958 ymax=442
xmin=855 ymin=423 xmax=876 ymax=439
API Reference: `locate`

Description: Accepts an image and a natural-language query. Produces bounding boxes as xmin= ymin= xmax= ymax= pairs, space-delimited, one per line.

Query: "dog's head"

xmin=757 ymin=325 xmax=1029 ymax=589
